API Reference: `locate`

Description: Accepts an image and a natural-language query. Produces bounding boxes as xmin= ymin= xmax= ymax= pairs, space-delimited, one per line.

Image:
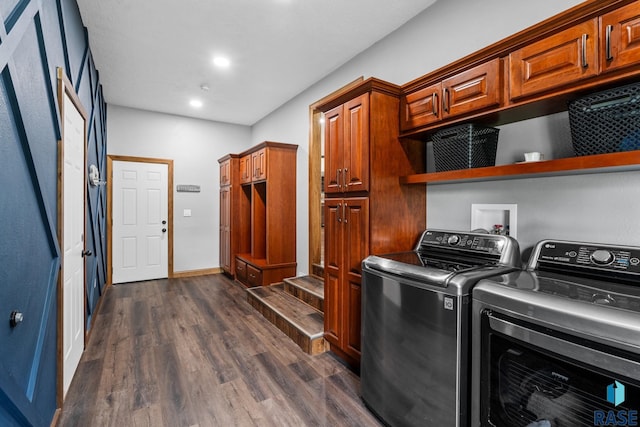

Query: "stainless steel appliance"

xmin=472 ymin=239 xmax=640 ymax=427
xmin=361 ymin=229 xmax=521 ymax=427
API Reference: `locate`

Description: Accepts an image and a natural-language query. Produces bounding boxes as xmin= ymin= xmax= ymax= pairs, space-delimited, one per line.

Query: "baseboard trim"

xmin=51 ymin=408 xmax=61 ymax=426
xmin=171 ymin=267 xmax=222 ymax=278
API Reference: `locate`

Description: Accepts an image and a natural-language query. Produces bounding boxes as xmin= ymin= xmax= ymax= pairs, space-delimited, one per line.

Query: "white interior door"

xmin=112 ymin=161 xmax=168 ymax=284
xmin=62 ymin=92 xmax=85 ymax=396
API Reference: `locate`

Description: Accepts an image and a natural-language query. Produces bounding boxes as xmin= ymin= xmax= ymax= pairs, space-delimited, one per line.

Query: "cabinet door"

xmin=219 ymin=159 xmax=230 ymax=186
xmin=323 ymin=199 xmax=343 ymax=346
xmin=400 ymin=82 xmax=442 ymax=131
xmin=601 ymin=2 xmax=640 ymax=74
xmin=443 ymin=58 xmax=501 ymax=118
xmin=341 ymin=197 xmax=369 ymax=360
xmin=220 ymin=187 xmax=231 ymax=272
xmin=252 ymin=148 xmax=267 ymax=181
xmin=509 ymin=19 xmax=598 ymax=100
xmin=343 ymin=94 xmax=369 ymax=193
xmin=240 ymin=154 xmax=252 ymax=184
xmin=323 ymin=105 xmax=344 ymax=194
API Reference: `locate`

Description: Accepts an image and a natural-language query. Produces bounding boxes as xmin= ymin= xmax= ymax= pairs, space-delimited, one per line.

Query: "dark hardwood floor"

xmin=58 ymin=274 xmax=382 ymax=427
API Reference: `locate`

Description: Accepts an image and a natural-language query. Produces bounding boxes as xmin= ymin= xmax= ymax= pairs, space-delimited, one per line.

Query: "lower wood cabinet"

xmin=247 ymin=264 xmax=262 ymax=287
xmin=234 ymin=255 xmax=296 ymax=287
xmin=235 ymin=258 xmax=247 ymax=283
xmin=324 ymin=197 xmax=369 ymax=365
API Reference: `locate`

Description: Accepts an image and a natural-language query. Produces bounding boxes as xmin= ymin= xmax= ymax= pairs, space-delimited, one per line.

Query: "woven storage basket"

xmin=568 ymin=82 xmax=640 ymax=156
xmin=431 ymin=123 xmax=499 ymax=172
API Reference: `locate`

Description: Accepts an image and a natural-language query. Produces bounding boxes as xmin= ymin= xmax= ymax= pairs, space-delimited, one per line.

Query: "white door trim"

xmin=106 ymin=155 xmax=174 ymax=286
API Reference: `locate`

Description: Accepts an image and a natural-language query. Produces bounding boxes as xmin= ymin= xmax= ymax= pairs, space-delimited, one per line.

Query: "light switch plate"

xmin=471 ymin=204 xmax=517 ymax=238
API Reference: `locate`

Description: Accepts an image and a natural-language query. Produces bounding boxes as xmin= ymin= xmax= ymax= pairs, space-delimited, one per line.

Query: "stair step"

xmin=283 ymin=275 xmax=324 ymax=313
xmin=246 ymin=283 xmax=328 ymax=355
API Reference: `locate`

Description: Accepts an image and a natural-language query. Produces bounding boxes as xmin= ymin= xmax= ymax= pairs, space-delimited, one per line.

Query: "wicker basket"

xmin=431 ymin=123 xmax=499 ymax=172
xmin=568 ymin=82 xmax=640 ymax=156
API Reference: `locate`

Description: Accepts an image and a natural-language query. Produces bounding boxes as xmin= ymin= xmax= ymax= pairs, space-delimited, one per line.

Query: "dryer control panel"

xmin=532 ymin=240 xmax=640 ymax=274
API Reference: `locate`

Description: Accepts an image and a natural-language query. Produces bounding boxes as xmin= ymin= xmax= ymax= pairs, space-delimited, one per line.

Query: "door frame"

xmin=106 ymin=155 xmax=174 ymax=285
xmin=56 ymin=68 xmax=87 ymax=406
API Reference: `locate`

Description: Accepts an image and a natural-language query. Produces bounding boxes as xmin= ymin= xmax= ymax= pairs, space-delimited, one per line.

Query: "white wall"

xmin=107 ymin=105 xmax=252 ymax=273
xmin=253 ymin=0 xmax=640 ymax=269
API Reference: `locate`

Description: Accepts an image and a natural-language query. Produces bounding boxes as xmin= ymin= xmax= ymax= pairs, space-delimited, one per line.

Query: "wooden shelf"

xmin=400 ymin=151 xmax=640 ymax=185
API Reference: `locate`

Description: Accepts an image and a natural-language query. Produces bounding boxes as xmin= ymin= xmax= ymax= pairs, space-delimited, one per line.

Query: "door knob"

xmin=10 ymin=311 xmax=23 ymax=328
xmin=82 ymin=249 xmax=92 ymax=257
xmin=162 ymin=220 xmax=167 ymax=224
xmin=162 ymin=228 xmax=167 ymax=233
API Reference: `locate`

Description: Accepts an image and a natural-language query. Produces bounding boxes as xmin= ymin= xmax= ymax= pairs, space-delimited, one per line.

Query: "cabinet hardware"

xmin=605 ymin=25 xmax=614 ymax=61
xmin=337 ymin=169 xmax=342 ymax=190
xmin=344 ymin=168 xmax=348 ymax=188
xmin=581 ymin=33 xmax=589 ymax=68
xmin=443 ymin=87 xmax=450 ymax=113
xmin=337 ymin=203 xmax=342 ymax=223
xmin=343 ymin=203 xmax=347 ymax=224
xmin=432 ymin=92 xmax=439 ymax=117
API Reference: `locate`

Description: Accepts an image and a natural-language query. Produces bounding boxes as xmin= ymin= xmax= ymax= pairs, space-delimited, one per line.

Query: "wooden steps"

xmin=246 ymin=275 xmax=328 ymax=355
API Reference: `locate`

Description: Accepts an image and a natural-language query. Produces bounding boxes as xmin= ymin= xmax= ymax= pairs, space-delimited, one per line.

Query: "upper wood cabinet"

xmin=324 ymin=93 xmax=370 ymax=194
xmin=400 ymin=0 xmax=640 ymax=138
xmin=401 ymin=59 xmax=502 ymax=131
xmin=600 ymin=1 xmax=640 ymax=74
xmin=251 ymin=147 xmax=267 ymax=181
xmin=509 ymin=20 xmax=599 ymax=100
xmin=240 ymin=154 xmax=252 ymax=184
xmin=510 ymin=2 xmax=640 ymax=101
xmin=220 ymin=158 xmax=232 ymax=186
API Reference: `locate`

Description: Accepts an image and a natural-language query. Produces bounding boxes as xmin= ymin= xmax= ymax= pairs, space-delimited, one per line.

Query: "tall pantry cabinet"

xmin=318 ymin=78 xmax=426 ymax=367
xmin=218 ymin=154 xmax=242 ymax=277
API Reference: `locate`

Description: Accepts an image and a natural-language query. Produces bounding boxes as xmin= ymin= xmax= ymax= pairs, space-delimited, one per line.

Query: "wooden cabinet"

xmin=218 ymin=154 xmax=241 ymax=277
xmin=401 ymin=59 xmax=501 ymax=131
xmin=510 ymin=2 xmax=640 ymax=101
xmin=220 ymin=158 xmax=231 ymax=186
xmin=324 ymin=198 xmax=369 ymax=361
xmin=399 ymin=0 xmax=640 ymax=138
xmin=319 ymin=79 xmax=427 ymax=367
xmin=240 ymin=154 xmax=252 ymax=184
xmin=251 ymin=148 xmax=267 ymax=181
xmin=600 ymin=2 xmax=640 ymax=74
xmin=324 ymin=93 xmax=370 ymax=194
xmin=509 ymin=20 xmax=598 ymax=100
xmin=232 ymin=141 xmax=298 ymax=287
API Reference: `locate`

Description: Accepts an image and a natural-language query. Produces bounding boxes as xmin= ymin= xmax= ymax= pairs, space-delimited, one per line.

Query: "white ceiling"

xmin=76 ymin=0 xmax=437 ymax=126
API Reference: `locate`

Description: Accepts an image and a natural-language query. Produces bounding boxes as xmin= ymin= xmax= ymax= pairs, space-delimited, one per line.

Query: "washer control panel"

xmin=535 ymin=241 xmax=640 ymax=274
xmin=419 ymin=230 xmax=507 ymax=256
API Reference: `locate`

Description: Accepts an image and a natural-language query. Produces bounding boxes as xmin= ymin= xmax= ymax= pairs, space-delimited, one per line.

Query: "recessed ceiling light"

xmin=213 ymin=56 xmax=231 ymax=68
xmin=190 ymin=99 xmax=203 ymax=108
